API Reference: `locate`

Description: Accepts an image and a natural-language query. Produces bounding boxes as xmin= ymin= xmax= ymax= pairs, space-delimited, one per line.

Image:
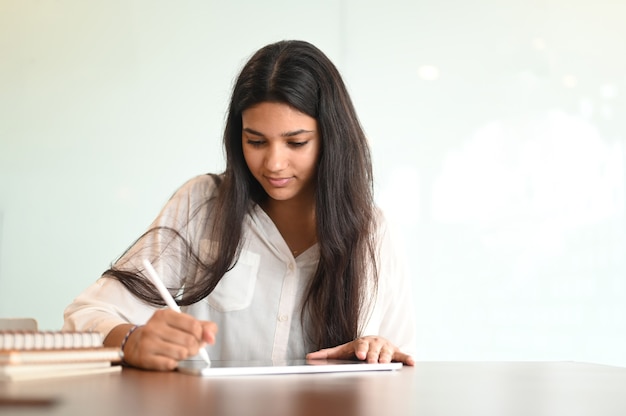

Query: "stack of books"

xmin=0 ymin=330 xmax=122 ymax=382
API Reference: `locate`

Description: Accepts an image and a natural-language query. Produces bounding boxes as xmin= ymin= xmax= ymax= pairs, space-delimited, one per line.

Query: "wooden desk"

xmin=1 ymin=362 xmax=625 ymax=416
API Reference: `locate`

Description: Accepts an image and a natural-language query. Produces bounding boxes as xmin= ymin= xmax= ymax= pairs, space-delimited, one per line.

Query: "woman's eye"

xmin=289 ymin=141 xmax=307 ymax=148
xmin=246 ymin=139 xmax=265 ymax=147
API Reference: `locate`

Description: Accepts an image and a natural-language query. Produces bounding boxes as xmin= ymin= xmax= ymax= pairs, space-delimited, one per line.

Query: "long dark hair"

xmin=105 ymin=40 xmax=378 ymax=350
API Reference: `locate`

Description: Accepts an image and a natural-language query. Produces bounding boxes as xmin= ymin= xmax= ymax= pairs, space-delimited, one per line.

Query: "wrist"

xmin=120 ymin=325 xmax=142 ymax=366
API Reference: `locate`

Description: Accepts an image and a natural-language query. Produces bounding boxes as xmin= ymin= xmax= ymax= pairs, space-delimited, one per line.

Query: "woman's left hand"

xmin=305 ymin=336 xmax=414 ymax=366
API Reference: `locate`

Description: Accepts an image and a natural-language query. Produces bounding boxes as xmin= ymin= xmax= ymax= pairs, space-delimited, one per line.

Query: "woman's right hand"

xmin=106 ymin=309 xmax=218 ymax=371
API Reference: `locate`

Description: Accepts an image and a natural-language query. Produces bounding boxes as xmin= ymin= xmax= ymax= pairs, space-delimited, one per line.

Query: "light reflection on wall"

xmin=432 ymin=110 xmax=623 ymax=228
xmin=431 ymin=107 xmax=625 ymax=291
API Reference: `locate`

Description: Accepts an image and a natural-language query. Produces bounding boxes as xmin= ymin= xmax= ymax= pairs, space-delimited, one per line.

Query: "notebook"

xmin=0 ymin=361 xmax=121 ymax=382
xmin=0 ymin=331 xmax=103 ymax=350
xmin=177 ymin=359 xmax=402 ymax=377
xmin=0 ymin=326 xmax=119 ymax=381
xmin=0 ymin=347 xmax=122 ymax=366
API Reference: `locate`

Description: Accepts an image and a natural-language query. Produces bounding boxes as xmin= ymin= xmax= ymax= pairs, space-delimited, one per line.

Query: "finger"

xmin=147 ymin=321 xmax=201 ymax=352
xmin=305 ymin=350 xmax=328 ymax=360
xmin=152 ymin=309 xmax=213 ymax=351
xmin=392 ymin=351 xmax=415 ymax=366
xmin=200 ymin=321 xmax=218 ymax=345
xmin=142 ymin=356 xmax=179 ymax=371
xmin=157 ymin=309 xmax=205 ymax=340
xmin=354 ymin=338 xmax=371 ymax=361
xmin=136 ymin=343 xmax=184 ymax=371
xmin=306 ymin=344 xmax=351 ymax=360
xmin=305 ymin=346 xmax=337 ymax=360
xmin=378 ymin=347 xmax=394 ymax=364
xmin=358 ymin=337 xmax=393 ymax=363
xmin=128 ymin=347 xmax=179 ymax=371
xmin=365 ymin=347 xmax=381 ymax=363
xmin=148 ymin=338 xmax=191 ymax=363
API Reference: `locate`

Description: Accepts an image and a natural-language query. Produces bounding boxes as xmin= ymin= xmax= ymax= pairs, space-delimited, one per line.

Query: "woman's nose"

xmin=264 ymin=145 xmax=288 ymax=172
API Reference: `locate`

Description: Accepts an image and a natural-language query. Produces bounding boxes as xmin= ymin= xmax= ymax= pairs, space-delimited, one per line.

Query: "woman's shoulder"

xmin=173 ymin=173 xmax=223 ymax=200
xmin=372 ymin=206 xmax=390 ymax=232
xmin=372 ymin=206 xmax=403 ymax=248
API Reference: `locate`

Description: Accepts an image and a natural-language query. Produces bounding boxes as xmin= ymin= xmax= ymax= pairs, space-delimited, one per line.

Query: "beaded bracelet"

xmin=120 ymin=325 xmax=141 ymax=364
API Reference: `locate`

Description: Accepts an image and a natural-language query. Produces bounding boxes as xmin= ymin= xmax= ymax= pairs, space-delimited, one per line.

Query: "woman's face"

xmin=242 ymin=101 xmax=320 ymax=206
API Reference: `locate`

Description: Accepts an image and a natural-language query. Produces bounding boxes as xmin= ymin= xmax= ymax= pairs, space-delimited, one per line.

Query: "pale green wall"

xmin=1 ymin=0 xmax=625 ymax=366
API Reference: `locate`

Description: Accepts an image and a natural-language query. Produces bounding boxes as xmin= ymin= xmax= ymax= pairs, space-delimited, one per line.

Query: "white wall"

xmin=1 ymin=0 xmax=625 ymax=367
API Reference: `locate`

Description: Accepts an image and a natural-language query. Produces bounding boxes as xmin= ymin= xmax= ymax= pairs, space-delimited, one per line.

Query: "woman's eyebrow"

xmin=282 ymin=129 xmax=315 ymax=137
xmin=242 ymin=127 xmax=264 ymax=136
xmin=242 ymin=127 xmax=315 ymax=137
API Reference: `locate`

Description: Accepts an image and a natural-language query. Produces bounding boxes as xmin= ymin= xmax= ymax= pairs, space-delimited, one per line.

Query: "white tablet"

xmin=177 ymin=359 xmax=402 ymax=377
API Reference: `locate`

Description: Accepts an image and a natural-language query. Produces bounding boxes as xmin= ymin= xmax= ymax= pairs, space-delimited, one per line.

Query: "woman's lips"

xmin=266 ymin=177 xmax=291 ymax=187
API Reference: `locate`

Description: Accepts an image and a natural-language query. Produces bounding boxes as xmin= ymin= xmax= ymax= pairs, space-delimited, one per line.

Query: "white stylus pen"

xmin=142 ymin=259 xmax=211 ymax=366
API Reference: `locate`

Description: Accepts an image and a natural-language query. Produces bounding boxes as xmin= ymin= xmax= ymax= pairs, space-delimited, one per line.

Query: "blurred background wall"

xmin=1 ymin=0 xmax=624 ymax=366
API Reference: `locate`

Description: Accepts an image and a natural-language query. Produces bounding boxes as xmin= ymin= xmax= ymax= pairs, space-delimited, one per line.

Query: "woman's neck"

xmin=261 ymin=197 xmax=317 ymax=257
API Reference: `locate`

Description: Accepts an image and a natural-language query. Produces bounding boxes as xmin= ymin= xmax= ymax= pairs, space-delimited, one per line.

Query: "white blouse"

xmin=63 ymin=174 xmax=416 ymax=360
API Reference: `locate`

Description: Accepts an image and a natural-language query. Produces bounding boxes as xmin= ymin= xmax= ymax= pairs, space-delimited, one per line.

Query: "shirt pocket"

xmin=206 ymin=249 xmax=260 ymax=312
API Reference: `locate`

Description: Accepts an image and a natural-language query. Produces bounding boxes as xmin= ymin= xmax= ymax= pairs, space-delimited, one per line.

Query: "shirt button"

xmin=278 ymin=315 xmax=289 ymax=322
xmin=288 ymin=263 xmax=294 ymax=271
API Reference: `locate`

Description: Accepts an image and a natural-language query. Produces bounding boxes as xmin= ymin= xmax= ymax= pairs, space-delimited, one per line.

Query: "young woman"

xmin=63 ymin=40 xmax=416 ymax=370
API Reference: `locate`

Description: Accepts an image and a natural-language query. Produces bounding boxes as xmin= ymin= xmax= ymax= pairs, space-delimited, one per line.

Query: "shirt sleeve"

xmin=361 ymin=210 xmax=417 ymax=357
xmin=62 ymin=174 xmax=219 ymax=336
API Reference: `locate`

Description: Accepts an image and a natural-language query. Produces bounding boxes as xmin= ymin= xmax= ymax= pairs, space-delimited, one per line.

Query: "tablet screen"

xmin=177 ymin=359 xmax=402 ymax=377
